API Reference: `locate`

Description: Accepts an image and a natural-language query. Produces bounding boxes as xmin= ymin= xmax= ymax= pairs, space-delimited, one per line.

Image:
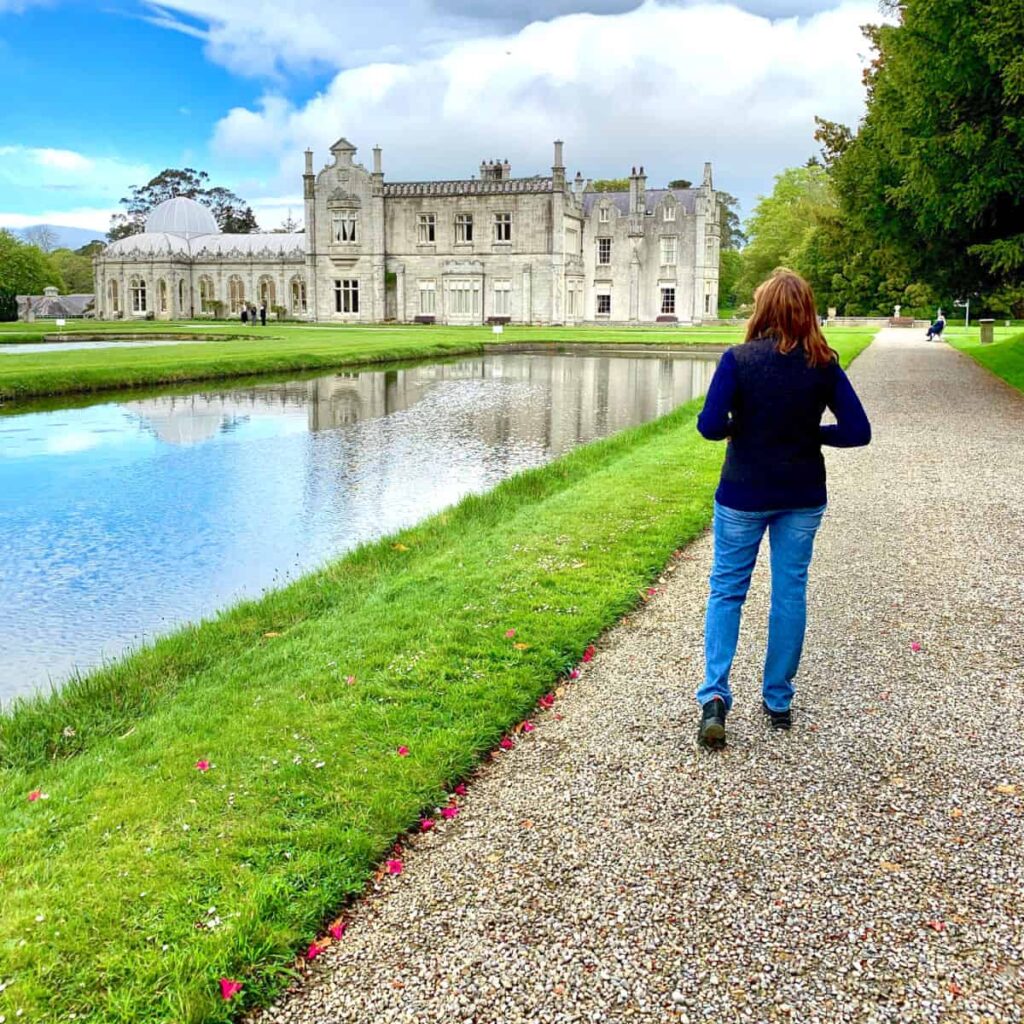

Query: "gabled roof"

xmin=330 ymin=137 xmax=357 ymax=152
xmin=582 ymin=188 xmax=698 ymax=217
xmin=384 ymin=177 xmax=554 ymax=198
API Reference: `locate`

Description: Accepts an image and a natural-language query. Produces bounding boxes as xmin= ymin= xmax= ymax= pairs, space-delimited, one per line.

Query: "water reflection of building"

xmin=123 ymin=352 xmax=719 ymax=452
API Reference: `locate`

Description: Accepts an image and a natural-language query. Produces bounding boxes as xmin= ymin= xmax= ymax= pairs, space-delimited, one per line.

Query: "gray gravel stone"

xmin=249 ymin=331 xmax=1024 ymax=1023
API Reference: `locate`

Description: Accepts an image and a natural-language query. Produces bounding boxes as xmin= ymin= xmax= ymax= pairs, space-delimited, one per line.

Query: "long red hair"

xmin=745 ymin=268 xmax=836 ymax=368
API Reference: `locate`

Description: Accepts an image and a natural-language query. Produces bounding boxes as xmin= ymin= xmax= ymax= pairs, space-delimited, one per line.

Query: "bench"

xmin=486 ymin=316 xmax=512 ymax=326
xmin=888 ymin=317 xmax=915 ymax=327
xmin=655 ymin=315 xmax=679 ymax=324
xmin=412 ymin=315 xmax=436 ymax=325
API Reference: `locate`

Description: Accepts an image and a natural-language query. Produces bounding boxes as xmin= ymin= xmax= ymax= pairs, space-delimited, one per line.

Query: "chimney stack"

xmin=304 ymin=148 xmax=313 ymax=175
xmin=373 ymin=145 xmax=382 ymax=174
xmin=553 ymin=139 xmax=565 ymax=189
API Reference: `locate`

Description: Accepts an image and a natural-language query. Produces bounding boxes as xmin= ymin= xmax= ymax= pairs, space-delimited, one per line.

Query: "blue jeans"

xmin=697 ymin=501 xmax=826 ymax=713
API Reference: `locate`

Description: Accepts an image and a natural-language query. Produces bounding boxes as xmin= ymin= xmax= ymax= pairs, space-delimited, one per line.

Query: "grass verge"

xmin=0 ymin=322 xmax=874 ymax=402
xmin=946 ymin=329 xmax=1024 ymax=393
xmin=0 ymin=333 xmax=872 ymax=1023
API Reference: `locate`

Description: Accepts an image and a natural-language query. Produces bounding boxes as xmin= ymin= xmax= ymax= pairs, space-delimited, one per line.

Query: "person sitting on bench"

xmin=926 ymin=314 xmax=946 ymax=341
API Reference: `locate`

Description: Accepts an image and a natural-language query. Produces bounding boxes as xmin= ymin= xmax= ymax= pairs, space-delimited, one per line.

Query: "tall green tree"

xmin=0 ymin=230 xmax=66 ymax=294
xmin=108 ymin=168 xmax=259 ymax=240
xmin=737 ymin=164 xmax=835 ymax=300
xmin=49 ymin=248 xmax=95 ymax=292
xmin=717 ymin=191 xmax=746 ymax=250
xmin=824 ymin=0 xmax=1024 ymax=300
xmin=588 ymin=178 xmax=631 ymax=193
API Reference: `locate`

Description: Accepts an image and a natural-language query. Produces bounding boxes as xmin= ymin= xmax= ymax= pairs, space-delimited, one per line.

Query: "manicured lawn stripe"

xmin=947 ymin=329 xmax=1024 ymax=394
xmin=0 ymin=321 xmax=875 ymax=401
xmin=0 ymin=332 xmax=871 ymax=1024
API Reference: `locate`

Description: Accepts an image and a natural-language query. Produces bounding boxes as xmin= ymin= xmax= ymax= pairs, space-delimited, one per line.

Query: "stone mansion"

xmin=93 ymin=138 xmax=722 ymax=325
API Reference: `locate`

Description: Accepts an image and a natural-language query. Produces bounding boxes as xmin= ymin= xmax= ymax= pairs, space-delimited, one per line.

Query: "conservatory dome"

xmin=144 ymin=196 xmax=219 ymax=238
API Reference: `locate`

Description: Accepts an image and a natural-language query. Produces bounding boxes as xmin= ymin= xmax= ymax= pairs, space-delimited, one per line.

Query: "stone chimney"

xmin=373 ymin=145 xmax=382 ymax=174
xmin=552 ymin=139 xmax=565 ymax=189
xmin=637 ymin=165 xmax=647 ymax=212
xmin=702 ymin=161 xmax=713 ymax=190
xmin=303 ymin=148 xmax=315 ymax=200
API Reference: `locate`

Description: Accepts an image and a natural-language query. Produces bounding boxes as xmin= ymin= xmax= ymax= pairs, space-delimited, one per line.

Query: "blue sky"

xmin=0 ymin=0 xmax=883 ymax=237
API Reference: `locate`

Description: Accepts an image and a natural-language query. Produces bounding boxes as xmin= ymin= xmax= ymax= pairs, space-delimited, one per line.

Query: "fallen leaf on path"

xmin=925 ymin=920 xmax=947 ymax=932
xmin=385 ymin=859 xmax=403 ymax=875
xmin=420 ymin=818 xmax=435 ymax=832
xmin=329 ymin=922 xmax=347 ymax=940
xmin=879 ymin=861 xmax=902 ymax=872
xmin=994 ymin=784 xmax=1018 ymax=795
xmin=263 ymin=631 xmax=281 ymax=638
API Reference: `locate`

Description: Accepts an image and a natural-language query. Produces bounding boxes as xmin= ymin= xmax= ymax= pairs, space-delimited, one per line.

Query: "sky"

xmin=0 ymin=0 xmax=885 ymax=239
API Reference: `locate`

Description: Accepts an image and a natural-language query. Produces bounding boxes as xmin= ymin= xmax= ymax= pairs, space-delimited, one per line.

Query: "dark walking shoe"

xmin=698 ymin=698 xmax=727 ymax=749
xmin=762 ymin=700 xmax=792 ymax=731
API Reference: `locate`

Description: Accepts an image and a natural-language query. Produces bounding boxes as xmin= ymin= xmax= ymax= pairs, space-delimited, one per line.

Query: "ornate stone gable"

xmin=327 ymin=187 xmax=362 ymax=208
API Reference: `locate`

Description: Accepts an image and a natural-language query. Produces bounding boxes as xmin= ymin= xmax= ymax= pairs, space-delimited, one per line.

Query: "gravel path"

xmin=253 ymin=330 xmax=1024 ymax=1024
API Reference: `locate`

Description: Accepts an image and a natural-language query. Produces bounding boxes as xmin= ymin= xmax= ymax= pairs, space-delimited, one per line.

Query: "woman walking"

xmin=696 ymin=269 xmax=871 ymax=748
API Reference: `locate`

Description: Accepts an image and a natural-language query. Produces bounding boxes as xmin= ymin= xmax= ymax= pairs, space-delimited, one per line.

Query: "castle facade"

xmin=94 ymin=138 xmax=721 ymax=325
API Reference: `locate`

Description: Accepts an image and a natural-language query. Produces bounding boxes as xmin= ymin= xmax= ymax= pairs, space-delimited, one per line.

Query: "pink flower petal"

xmin=219 ymin=978 xmax=243 ymax=1000
xmin=28 ymin=789 xmax=42 ymax=802
xmin=386 ymin=858 xmax=403 ymax=874
xmin=925 ymin=919 xmax=946 ymax=932
xmin=396 ymin=746 xmax=410 ymax=757
xmin=195 ymin=760 xmax=210 ymax=772
xmin=582 ymin=645 xmax=596 ymax=663
xmin=505 ymin=628 xmax=516 ymax=638
xmin=420 ymin=817 xmax=435 ymax=831
xmin=441 ymin=806 xmax=459 ymax=819
xmin=538 ymin=693 xmax=555 ymax=708
xmin=910 ymin=641 xmax=922 ymax=653
xmin=499 ymin=736 xmax=515 ymax=750
xmin=569 ymin=668 xmax=580 ymax=680
xmin=454 ymin=783 xmax=467 ymax=796
xmin=307 ymin=941 xmax=324 ymax=959
xmin=329 ymin=922 xmax=347 ymax=941
xmin=647 ymin=587 xmax=657 ymax=596
xmin=345 ymin=675 xmax=356 ymax=685
xmin=521 ymin=721 xmax=535 ymax=733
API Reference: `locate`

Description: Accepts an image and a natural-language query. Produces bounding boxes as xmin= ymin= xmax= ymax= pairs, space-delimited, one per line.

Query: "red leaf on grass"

xmin=219 ymin=978 xmax=243 ymax=1000
xmin=396 ymin=746 xmax=410 ymax=757
xmin=505 ymin=629 xmax=516 ymax=638
xmin=195 ymin=760 xmax=210 ymax=772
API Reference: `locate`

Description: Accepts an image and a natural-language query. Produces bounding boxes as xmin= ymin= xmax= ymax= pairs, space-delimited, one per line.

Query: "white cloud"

xmin=0 ymin=207 xmax=116 ymax=231
xmin=0 ymin=146 xmax=151 ymax=196
xmin=211 ymin=0 xmax=881 ymax=214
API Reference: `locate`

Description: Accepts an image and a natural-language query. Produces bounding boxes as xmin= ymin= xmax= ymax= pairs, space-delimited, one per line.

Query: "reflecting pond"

xmin=0 ymin=348 xmax=719 ymax=702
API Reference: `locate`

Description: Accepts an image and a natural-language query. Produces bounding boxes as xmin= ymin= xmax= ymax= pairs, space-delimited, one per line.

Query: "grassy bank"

xmin=0 ymin=333 xmax=871 ymax=1024
xmin=947 ymin=329 xmax=1024 ymax=393
xmin=0 ymin=321 xmax=874 ymax=402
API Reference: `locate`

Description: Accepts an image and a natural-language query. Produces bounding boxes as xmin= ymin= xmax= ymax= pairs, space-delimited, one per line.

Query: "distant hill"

xmin=13 ymin=224 xmax=107 ymax=250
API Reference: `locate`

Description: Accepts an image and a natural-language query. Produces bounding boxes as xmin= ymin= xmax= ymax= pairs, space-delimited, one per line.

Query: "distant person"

xmin=259 ymin=303 xmax=267 ymax=327
xmin=926 ymin=313 xmax=946 ymax=341
xmin=240 ymin=305 xmax=248 ymax=325
xmin=694 ymin=268 xmax=872 ymax=749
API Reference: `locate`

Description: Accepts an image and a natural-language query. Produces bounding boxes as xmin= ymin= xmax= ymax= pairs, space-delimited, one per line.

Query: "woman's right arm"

xmin=697 ymin=348 xmax=737 ymax=441
xmin=820 ymin=365 xmax=871 ymax=447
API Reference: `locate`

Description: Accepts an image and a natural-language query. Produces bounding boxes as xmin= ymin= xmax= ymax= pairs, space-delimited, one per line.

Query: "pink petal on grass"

xmin=345 ymin=675 xmax=356 ymax=685
xmin=195 ymin=760 xmax=210 ymax=772
xmin=420 ymin=817 xmax=435 ymax=832
xmin=219 ymin=978 xmax=243 ymax=1000
xmin=582 ymin=645 xmax=596 ymax=663
xmin=386 ymin=859 xmax=403 ymax=874
xmin=505 ymin=628 xmax=516 ymax=638
xmin=521 ymin=721 xmax=536 ymax=733
xmin=28 ymin=790 xmax=42 ymax=802
xmin=499 ymin=736 xmax=515 ymax=750
xmin=910 ymin=641 xmax=922 ymax=653
xmin=454 ymin=783 xmax=467 ymax=796
xmin=329 ymin=923 xmax=347 ymax=941
xmin=396 ymin=746 xmax=410 ymax=757
xmin=441 ymin=806 xmax=459 ymax=820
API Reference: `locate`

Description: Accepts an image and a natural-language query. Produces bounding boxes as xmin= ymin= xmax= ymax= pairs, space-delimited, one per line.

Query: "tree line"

xmin=725 ymin=0 xmax=1024 ymax=319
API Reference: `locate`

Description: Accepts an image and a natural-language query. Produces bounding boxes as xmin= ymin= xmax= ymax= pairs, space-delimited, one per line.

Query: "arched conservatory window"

xmin=107 ymin=279 xmax=120 ymax=312
xmin=290 ymin=276 xmax=307 ymax=314
xmin=258 ymin=277 xmax=276 ymax=306
xmin=130 ymin=277 xmax=147 ymax=313
xmin=199 ymin=276 xmax=215 ymax=313
xmin=228 ymin=276 xmax=245 ymax=313
xmin=158 ymin=279 xmax=168 ymax=313
xmin=178 ymin=279 xmax=186 ymax=314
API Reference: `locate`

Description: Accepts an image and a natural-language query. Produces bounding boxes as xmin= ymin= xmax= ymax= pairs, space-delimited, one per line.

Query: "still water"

xmin=0 ymin=349 xmax=718 ymax=702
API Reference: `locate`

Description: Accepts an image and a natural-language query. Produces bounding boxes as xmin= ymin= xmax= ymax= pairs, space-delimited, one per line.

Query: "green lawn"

xmin=946 ymin=327 xmax=1024 ymax=394
xmin=0 ymin=332 xmax=872 ymax=1024
xmin=0 ymin=321 xmax=873 ymax=401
